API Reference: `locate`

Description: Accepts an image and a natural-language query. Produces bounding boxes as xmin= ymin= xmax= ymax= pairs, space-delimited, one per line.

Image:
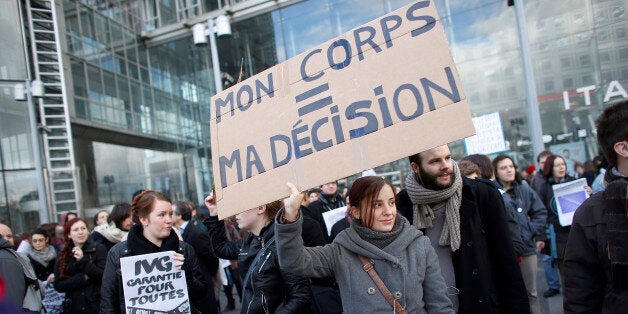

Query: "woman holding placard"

xmin=100 ymin=190 xmax=210 ymax=313
xmin=203 ymin=194 xmax=312 ymax=314
xmin=538 ymin=155 xmax=592 ymax=294
xmin=53 ymin=217 xmax=106 ymax=313
xmin=275 ymin=176 xmax=454 ymax=313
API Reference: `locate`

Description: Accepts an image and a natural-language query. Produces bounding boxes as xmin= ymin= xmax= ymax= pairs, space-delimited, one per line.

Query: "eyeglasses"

xmin=31 ymin=238 xmax=46 ymax=243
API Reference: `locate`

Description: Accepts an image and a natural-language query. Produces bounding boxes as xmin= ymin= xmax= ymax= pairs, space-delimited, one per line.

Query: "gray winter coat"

xmin=275 ymin=211 xmax=454 ymax=313
xmin=497 ymin=181 xmax=547 ymax=256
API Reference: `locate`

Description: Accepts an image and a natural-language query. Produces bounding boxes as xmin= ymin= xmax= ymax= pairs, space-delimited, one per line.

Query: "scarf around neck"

xmin=127 ymin=224 xmax=181 ymax=255
xmin=319 ymin=192 xmax=346 ymax=212
xmin=93 ymin=221 xmax=127 ymax=244
xmin=405 ymin=160 xmax=463 ymax=251
xmin=352 ymin=215 xmax=404 ymax=250
xmin=28 ymin=244 xmax=57 ymax=267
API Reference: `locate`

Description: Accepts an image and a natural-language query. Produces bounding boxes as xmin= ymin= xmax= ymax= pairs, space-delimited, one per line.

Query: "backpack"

xmin=5 ymin=249 xmax=45 ymax=312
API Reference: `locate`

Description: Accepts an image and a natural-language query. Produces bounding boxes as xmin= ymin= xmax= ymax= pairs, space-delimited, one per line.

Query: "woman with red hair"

xmin=53 ymin=217 xmax=106 ymax=313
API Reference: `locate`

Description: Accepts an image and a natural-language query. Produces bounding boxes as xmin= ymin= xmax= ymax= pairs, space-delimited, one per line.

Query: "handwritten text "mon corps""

xmin=213 ymin=1 xmax=436 ymax=124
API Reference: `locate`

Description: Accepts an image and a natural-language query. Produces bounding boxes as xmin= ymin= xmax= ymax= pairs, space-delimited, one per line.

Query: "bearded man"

xmin=396 ymin=145 xmax=529 ymax=313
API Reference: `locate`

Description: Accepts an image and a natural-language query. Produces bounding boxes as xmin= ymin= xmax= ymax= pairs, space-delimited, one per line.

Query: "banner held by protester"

xmin=210 ymin=0 xmax=475 ymax=218
xmin=552 ymin=178 xmax=589 ymax=226
xmin=120 ymin=251 xmax=191 ymax=313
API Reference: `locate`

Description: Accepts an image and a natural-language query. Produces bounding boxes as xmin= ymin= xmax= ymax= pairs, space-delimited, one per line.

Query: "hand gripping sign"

xmin=210 ymin=0 xmax=475 ymax=218
xmin=121 ymin=251 xmax=191 ymax=314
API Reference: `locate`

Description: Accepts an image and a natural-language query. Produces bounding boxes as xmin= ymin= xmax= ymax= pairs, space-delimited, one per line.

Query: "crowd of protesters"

xmin=0 ymin=101 xmax=625 ymax=314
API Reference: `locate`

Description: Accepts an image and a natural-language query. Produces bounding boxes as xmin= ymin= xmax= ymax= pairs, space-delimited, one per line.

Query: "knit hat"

xmin=526 ymin=165 xmax=535 ymax=174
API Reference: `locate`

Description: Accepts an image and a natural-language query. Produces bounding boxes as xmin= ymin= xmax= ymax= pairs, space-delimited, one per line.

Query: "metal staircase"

xmin=25 ymin=0 xmax=80 ymax=217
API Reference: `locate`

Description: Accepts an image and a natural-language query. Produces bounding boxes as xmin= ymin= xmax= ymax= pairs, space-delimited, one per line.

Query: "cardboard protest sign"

xmin=552 ymin=178 xmax=589 ymax=226
xmin=464 ymin=112 xmax=507 ymax=155
xmin=120 ymin=251 xmax=191 ymax=313
xmin=210 ymin=0 xmax=474 ymax=218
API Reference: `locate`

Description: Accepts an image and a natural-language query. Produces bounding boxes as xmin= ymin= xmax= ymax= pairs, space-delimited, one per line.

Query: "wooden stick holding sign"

xmin=210 ymin=0 xmax=475 ymax=218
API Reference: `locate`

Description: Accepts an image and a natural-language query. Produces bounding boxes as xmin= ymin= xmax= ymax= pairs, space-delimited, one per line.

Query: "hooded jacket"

xmin=275 ymin=211 xmax=454 ymax=313
xmin=204 ymin=216 xmax=311 ymax=314
xmin=496 ymin=180 xmax=547 ymax=256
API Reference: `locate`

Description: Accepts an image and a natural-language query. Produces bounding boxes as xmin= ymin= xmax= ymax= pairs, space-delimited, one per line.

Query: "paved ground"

xmin=537 ymin=256 xmax=564 ymax=314
xmin=218 ymin=254 xmax=564 ymax=313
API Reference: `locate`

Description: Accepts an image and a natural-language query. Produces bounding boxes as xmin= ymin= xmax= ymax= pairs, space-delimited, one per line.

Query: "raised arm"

xmin=203 ymin=193 xmax=243 ymax=260
xmin=275 ymin=183 xmax=338 ymax=279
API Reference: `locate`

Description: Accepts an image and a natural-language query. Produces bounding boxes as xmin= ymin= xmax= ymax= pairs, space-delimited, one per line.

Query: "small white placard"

xmin=322 ymin=206 xmax=348 ymax=236
xmin=464 ymin=112 xmax=506 ymax=155
xmin=552 ymin=178 xmax=589 ymax=227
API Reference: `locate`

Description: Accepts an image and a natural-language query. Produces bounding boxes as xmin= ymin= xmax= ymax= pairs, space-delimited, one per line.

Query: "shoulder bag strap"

xmin=357 ymin=254 xmax=407 ymax=314
xmin=241 ymin=237 xmax=276 ymax=298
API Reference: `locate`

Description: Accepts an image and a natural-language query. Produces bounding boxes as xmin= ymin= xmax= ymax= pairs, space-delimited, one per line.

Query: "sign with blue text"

xmin=120 ymin=251 xmax=191 ymax=314
xmin=210 ymin=0 xmax=474 ymax=218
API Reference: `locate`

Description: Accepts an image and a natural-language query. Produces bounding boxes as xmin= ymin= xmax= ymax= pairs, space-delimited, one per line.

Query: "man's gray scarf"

xmin=405 ymin=160 xmax=462 ymax=251
xmin=27 ymin=244 xmax=57 ymax=267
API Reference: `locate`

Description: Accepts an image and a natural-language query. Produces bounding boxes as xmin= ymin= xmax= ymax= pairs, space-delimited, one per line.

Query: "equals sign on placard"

xmin=295 ymin=83 xmax=333 ymax=117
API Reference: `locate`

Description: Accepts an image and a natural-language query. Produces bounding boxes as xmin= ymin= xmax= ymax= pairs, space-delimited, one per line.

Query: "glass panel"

xmin=0 ymin=0 xmax=28 ymax=80
xmin=72 ymin=59 xmax=88 ymax=98
xmin=74 ymin=97 xmax=88 ymax=119
xmin=158 ymin=0 xmax=177 ymax=26
xmin=0 ymin=85 xmax=33 ymax=170
xmin=92 ymin=142 xmax=186 ymax=205
xmin=2 ymin=170 xmax=40 ymax=233
xmin=94 ymin=14 xmax=111 ymax=46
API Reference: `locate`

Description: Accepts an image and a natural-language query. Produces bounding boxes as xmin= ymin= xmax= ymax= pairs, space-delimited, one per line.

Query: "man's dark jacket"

xmin=563 ymin=175 xmax=628 ymax=313
xmin=182 ymin=222 xmax=219 ymax=314
xmin=204 ymin=217 xmax=311 ymax=314
xmin=396 ymin=177 xmax=529 ymax=314
xmin=304 ymin=193 xmax=346 ymax=243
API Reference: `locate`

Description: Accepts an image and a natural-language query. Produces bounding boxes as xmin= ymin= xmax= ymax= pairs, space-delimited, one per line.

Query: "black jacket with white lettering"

xmin=100 ymin=224 xmax=206 ymax=314
xmin=204 ymin=216 xmax=311 ymax=314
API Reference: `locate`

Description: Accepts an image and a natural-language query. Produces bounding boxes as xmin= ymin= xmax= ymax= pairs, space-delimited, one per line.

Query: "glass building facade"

xmin=1 ymin=0 xmax=626 ymax=233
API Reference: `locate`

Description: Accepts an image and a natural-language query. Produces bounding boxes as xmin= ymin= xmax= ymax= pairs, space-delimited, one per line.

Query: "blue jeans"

xmin=542 ymin=254 xmax=561 ymax=290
